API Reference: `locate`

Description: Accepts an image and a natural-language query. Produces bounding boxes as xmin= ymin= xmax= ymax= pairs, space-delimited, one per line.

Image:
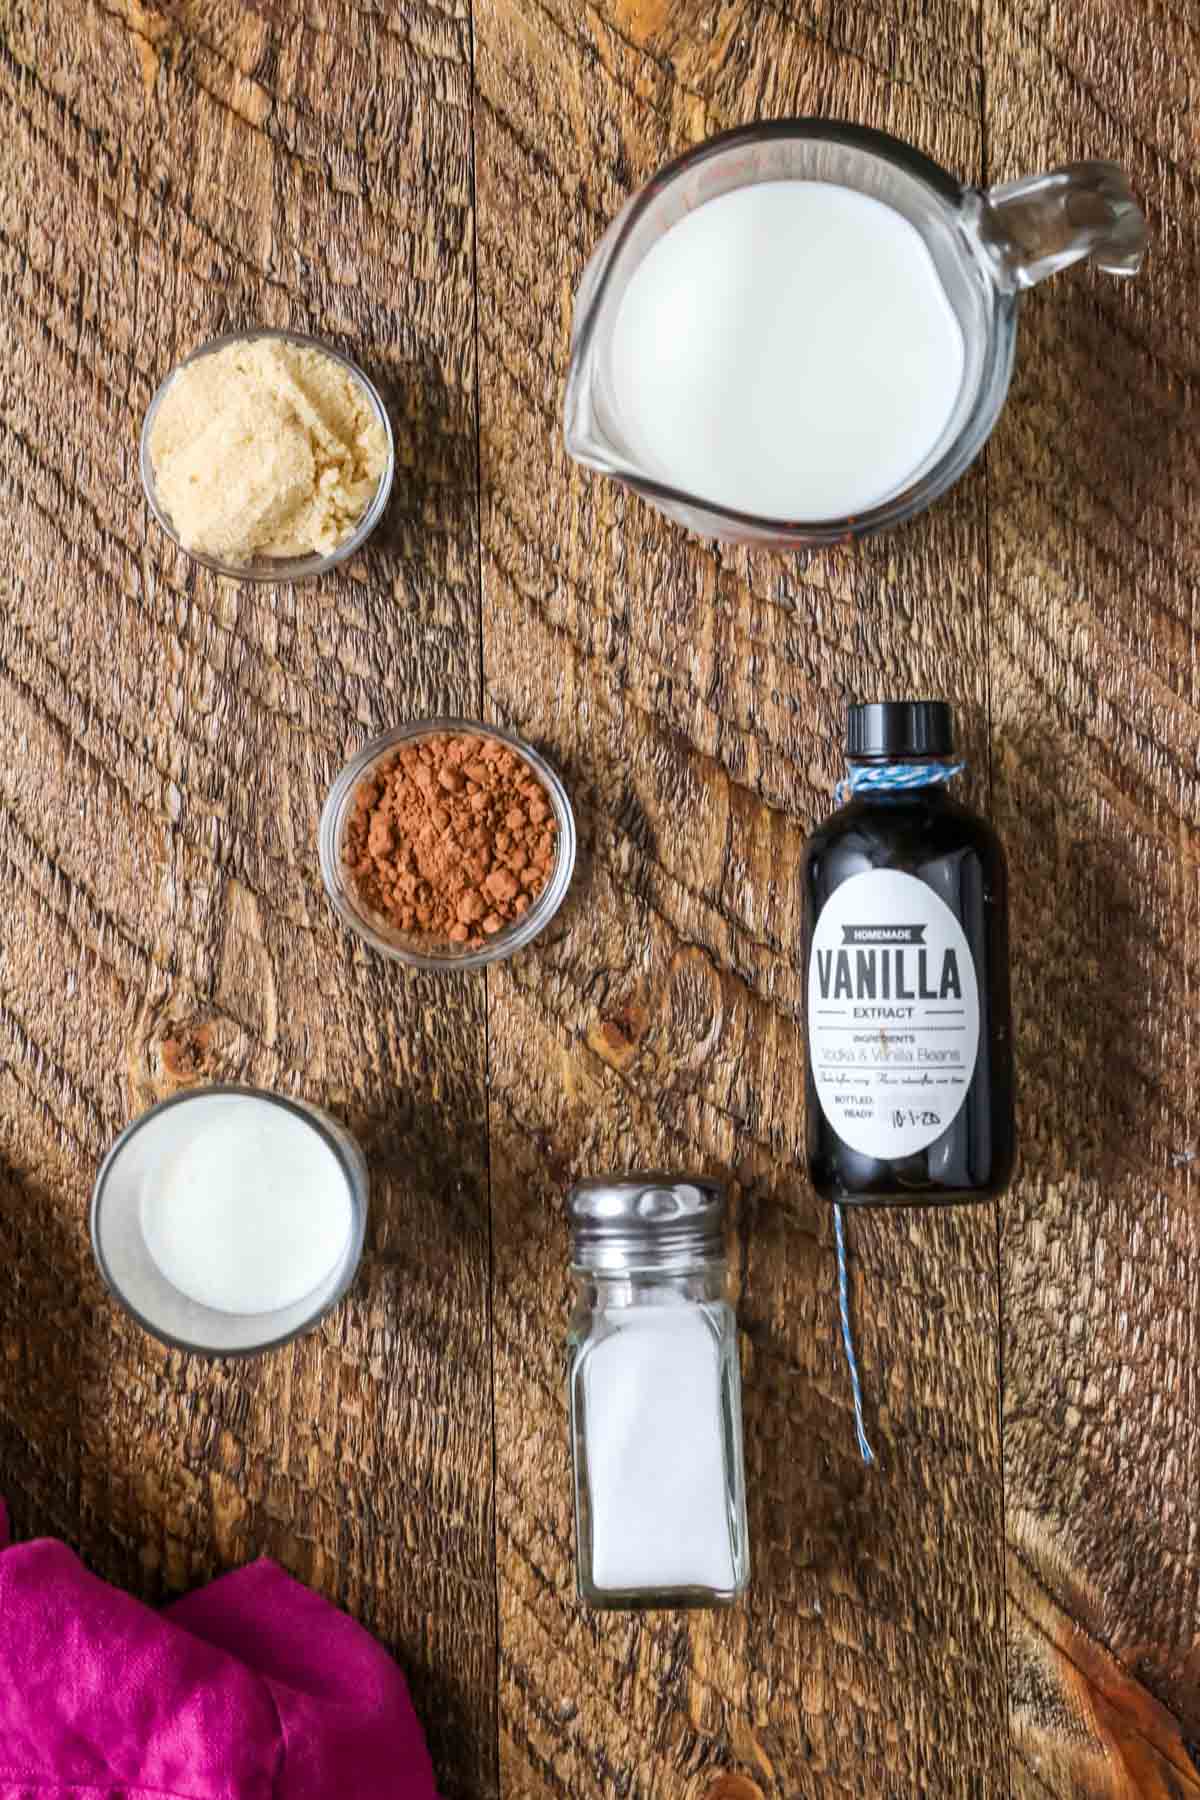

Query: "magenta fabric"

xmin=0 ymin=1503 xmax=439 ymax=1800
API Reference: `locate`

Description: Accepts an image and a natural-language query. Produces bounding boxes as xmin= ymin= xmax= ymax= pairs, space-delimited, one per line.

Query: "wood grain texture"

xmin=985 ymin=1 xmax=1200 ymax=1795
xmin=0 ymin=2 xmax=495 ymax=1794
xmin=474 ymin=2 xmax=1009 ymax=1793
xmin=5 ymin=0 xmax=1197 ymax=1795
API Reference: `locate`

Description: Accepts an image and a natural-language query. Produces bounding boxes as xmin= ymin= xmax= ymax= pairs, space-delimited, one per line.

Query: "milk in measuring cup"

xmin=608 ymin=180 xmax=965 ymax=521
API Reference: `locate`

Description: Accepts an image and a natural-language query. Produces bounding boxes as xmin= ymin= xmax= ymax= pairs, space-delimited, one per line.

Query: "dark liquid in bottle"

xmin=802 ymin=704 xmax=1015 ymax=1206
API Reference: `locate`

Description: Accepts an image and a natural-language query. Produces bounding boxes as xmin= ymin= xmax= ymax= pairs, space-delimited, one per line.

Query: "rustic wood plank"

xmin=0 ymin=2 xmax=496 ymax=1793
xmin=474 ymin=3 xmax=1009 ymax=1793
xmin=984 ymin=1 xmax=1200 ymax=1794
xmin=1007 ymin=1540 xmax=1200 ymax=1800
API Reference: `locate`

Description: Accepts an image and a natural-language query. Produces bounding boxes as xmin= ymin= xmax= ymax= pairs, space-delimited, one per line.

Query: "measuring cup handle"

xmin=969 ymin=161 xmax=1147 ymax=290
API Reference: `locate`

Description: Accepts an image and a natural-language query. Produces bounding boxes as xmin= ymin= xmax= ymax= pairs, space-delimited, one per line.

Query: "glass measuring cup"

xmin=564 ymin=120 xmax=1146 ymax=547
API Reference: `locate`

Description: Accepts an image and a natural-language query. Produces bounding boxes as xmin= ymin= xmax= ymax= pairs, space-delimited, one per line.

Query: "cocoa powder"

xmin=342 ymin=732 xmax=559 ymax=949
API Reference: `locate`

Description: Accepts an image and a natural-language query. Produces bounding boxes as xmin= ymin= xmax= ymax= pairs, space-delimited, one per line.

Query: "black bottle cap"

xmin=847 ymin=701 xmax=954 ymax=760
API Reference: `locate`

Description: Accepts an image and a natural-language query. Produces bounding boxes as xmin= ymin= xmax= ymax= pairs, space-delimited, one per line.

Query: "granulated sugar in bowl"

xmin=319 ymin=720 xmax=577 ymax=969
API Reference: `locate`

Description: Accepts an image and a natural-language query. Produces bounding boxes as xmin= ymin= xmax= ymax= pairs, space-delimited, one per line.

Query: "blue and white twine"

xmin=834 ymin=758 xmax=964 ymax=807
xmin=829 ymin=756 xmax=964 ymax=1466
xmin=833 ymin=1201 xmax=874 ymax=1463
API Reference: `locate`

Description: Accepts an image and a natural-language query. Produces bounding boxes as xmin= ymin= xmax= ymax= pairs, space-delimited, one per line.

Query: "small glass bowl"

xmin=140 ymin=327 xmax=395 ymax=583
xmin=90 ymin=1086 xmax=369 ymax=1358
xmin=319 ymin=718 xmax=577 ymax=970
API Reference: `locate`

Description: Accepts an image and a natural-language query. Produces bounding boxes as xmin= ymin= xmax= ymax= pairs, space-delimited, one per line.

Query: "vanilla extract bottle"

xmin=802 ymin=702 xmax=1014 ymax=1205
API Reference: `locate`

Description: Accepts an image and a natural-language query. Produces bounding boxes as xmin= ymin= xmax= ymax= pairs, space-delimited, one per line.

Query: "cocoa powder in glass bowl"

xmin=318 ymin=720 xmax=576 ymax=969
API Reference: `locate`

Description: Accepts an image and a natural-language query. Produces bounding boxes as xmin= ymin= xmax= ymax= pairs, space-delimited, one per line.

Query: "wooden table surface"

xmin=2 ymin=1 xmax=1197 ymax=1795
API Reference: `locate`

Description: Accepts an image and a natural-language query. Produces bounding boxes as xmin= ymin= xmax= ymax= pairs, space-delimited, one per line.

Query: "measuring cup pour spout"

xmin=969 ymin=161 xmax=1147 ymax=290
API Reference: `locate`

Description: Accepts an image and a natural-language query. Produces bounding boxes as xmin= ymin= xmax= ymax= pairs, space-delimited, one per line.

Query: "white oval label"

xmin=807 ymin=869 xmax=980 ymax=1160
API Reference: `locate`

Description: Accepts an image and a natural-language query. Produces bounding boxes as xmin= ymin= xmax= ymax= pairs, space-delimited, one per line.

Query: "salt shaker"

xmin=566 ymin=1173 xmax=750 ymax=1609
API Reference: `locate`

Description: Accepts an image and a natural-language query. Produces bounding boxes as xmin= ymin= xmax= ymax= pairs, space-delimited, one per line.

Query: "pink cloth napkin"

xmin=0 ymin=1503 xmax=439 ymax=1799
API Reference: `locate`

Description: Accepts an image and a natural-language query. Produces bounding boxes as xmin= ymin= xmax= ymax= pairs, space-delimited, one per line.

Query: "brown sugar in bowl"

xmin=318 ymin=720 xmax=577 ymax=969
xmin=140 ymin=328 xmax=395 ymax=584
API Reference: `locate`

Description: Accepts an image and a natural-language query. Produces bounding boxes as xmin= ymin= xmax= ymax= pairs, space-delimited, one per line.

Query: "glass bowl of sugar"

xmin=90 ymin=1087 xmax=369 ymax=1357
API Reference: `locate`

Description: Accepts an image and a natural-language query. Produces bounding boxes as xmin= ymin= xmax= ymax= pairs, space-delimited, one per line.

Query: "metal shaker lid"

xmin=567 ymin=1172 xmax=726 ymax=1273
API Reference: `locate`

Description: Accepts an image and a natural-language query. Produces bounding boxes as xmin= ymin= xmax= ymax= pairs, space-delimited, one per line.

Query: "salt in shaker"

xmin=566 ymin=1173 xmax=750 ymax=1609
